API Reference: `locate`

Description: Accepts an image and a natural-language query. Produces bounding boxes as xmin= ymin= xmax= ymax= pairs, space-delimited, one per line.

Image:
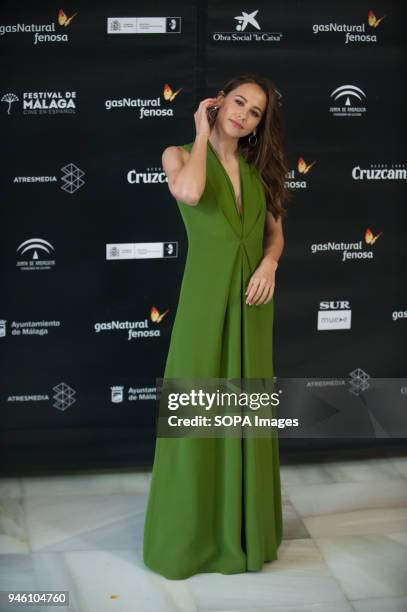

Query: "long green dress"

xmin=142 ymin=139 xmax=283 ymax=580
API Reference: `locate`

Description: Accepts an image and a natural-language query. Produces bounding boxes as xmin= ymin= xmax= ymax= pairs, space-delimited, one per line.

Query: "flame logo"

xmin=367 ymin=10 xmax=386 ymax=28
xmin=163 ymin=84 xmax=182 ymax=102
xmin=297 ymin=157 xmax=316 ymax=174
xmin=365 ymin=228 xmax=383 ymax=245
xmin=58 ymin=9 xmax=78 ymax=27
xmin=150 ymin=306 xmax=169 ymax=323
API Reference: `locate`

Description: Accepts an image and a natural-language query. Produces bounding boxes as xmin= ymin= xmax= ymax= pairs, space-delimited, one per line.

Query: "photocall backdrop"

xmin=1 ymin=1 xmax=406 ymax=472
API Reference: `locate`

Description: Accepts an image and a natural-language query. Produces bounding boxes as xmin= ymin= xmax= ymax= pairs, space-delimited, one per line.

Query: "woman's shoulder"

xmin=163 ymin=143 xmax=192 ymax=164
xmin=177 ymin=142 xmax=193 ymax=160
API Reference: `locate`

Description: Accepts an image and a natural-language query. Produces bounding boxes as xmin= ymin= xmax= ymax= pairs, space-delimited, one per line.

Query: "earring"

xmin=248 ymin=131 xmax=257 ymax=146
xmin=208 ymin=105 xmax=219 ymax=120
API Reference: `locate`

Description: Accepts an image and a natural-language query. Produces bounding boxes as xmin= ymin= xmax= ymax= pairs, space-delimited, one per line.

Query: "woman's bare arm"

xmin=262 ymin=210 xmax=284 ymax=269
xmin=162 ymin=133 xmax=209 ymax=206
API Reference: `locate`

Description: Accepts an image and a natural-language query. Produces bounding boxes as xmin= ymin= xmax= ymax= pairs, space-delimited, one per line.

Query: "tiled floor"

xmin=0 ymin=452 xmax=407 ymax=612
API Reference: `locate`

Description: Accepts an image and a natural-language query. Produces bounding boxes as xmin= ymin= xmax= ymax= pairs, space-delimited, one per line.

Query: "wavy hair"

xmin=209 ymin=73 xmax=292 ymax=220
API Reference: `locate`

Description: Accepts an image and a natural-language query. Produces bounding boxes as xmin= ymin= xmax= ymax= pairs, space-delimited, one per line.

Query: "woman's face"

xmin=216 ymin=83 xmax=267 ymax=137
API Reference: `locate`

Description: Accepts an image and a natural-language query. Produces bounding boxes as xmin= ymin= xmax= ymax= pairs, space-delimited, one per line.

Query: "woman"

xmin=143 ymin=73 xmax=291 ymax=580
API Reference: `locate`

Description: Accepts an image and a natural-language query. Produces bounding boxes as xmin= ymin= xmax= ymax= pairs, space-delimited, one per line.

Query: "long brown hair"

xmin=210 ymin=73 xmax=292 ymax=220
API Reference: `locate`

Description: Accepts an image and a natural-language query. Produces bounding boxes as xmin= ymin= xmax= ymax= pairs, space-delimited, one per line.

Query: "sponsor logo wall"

xmin=1 ymin=1 xmax=406 ymax=468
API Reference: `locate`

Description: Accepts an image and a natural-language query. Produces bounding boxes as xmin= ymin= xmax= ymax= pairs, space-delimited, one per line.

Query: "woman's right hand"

xmin=194 ymin=97 xmax=219 ymax=137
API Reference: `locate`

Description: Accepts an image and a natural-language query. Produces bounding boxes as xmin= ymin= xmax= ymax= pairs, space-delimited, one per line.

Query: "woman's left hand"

xmin=245 ymin=259 xmax=277 ymax=305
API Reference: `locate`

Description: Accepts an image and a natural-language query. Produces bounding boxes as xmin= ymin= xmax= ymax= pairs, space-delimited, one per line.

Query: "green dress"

xmin=143 ymin=139 xmax=283 ymax=580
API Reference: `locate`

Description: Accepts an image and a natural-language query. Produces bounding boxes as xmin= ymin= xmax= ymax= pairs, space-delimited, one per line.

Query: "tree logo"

xmin=1 ymin=93 xmax=19 ymax=114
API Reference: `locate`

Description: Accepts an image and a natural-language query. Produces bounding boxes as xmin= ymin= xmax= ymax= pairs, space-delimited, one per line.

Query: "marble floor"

xmin=0 ymin=450 xmax=407 ymax=612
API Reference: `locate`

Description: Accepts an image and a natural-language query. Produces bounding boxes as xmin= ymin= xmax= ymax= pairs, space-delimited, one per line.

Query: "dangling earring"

xmin=208 ymin=105 xmax=219 ymax=121
xmin=248 ymin=131 xmax=257 ymax=147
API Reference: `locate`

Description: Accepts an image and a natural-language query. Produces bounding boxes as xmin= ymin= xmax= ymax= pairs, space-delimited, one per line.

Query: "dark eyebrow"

xmin=235 ymin=94 xmax=263 ymax=113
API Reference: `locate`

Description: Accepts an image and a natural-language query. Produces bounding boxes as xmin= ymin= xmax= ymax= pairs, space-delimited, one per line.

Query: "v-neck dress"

xmin=142 ymin=139 xmax=283 ymax=580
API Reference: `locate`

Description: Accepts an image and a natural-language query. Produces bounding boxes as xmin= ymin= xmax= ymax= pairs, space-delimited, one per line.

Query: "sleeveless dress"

xmin=142 ymin=139 xmax=283 ymax=580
